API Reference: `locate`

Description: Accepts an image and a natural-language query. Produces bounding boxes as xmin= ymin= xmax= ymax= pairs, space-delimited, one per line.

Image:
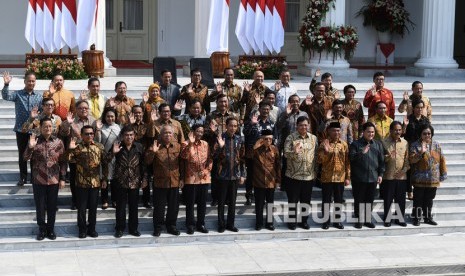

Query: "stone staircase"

xmin=0 ymin=87 xmax=464 ymax=251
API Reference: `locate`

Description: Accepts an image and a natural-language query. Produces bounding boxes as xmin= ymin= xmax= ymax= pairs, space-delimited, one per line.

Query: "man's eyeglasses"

xmin=83 ymin=132 xmax=94 ymax=136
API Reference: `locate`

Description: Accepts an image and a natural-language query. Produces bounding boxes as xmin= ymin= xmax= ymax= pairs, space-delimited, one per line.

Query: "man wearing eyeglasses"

xmin=60 ymin=100 xmax=97 ymax=210
xmin=363 ymin=72 xmax=395 ymax=119
xmin=67 ymin=125 xmax=107 ymax=239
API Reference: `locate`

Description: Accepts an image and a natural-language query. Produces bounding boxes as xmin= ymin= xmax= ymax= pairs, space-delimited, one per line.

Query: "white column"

xmin=414 ymin=0 xmax=458 ymax=69
xmin=306 ymin=0 xmax=350 ymax=69
xmin=95 ymin=0 xmax=113 ymax=68
xmin=194 ymin=0 xmax=211 ymax=58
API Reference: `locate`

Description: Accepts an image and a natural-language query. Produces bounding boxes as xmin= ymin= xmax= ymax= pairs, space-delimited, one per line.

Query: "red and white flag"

xmin=43 ymin=0 xmax=55 ymax=52
xmin=54 ymin=0 xmax=65 ymax=50
xmin=254 ymin=0 xmax=266 ymax=54
xmin=61 ymin=0 xmax=77 ymax=49
xmin=206 ymin=0 xmax=230 ymax=55
xmin=25 ymin=0 xmax=36 ymax=49
xmin=264 ymin=0 xmax=274 ymax=53
xmin=272 ymin=0 xmax=285 ymax=53
xmin=35 ymin=0 xmax=45 ymax=50
xmin=76 ymin=0 xmax=98 ymax=52
xmin=235 ymin=0 xmax=251 ymax=54
xmin=246 ymin=0 xmax=257 ymax=53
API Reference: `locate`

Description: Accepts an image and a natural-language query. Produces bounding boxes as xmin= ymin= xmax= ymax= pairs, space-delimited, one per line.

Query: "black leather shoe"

xmin=114 ymin=230 xmax=123 ymax=238
xmin=70 ymin=205 xmax=76 ymax=211
xmin=424 ymin=219 xmax=438 ymax=226
xmin=129 ymin=230 xmax=141 ymax=237
xmin=167 ymin=227 xmax=180 ymax=236
xmin=299 ymin=222 xmax=310 ymax=230
xmin=143 ymin=202 xmax=152 ymax=209
xmin=333 ymin=223 xmax=344 ymax=229
xmin=102 ymin=202 xmax=109 ymax=210
xmin=354 ymin=223 xmax=363 ymax=229
xmin=321 ymin=223 xmax=329 ymax=230
xmin=17 ymin=179 xmax=25 ymax=187
xmin=226 ymin=225 xmax=239 ymax=232
xmin=196 ymin=225 xmax=209 ymax=234
xmin=384 ymin=222 xmax=391 ymax=227
xmin=152 ymin=229 xmax=161 ymax=237
xmin=364 ymin=222 xmax=376 ymax=228
xmin=211 ymin=200 xmax=218 ymax=207
xmin=87 ymin=231 xmax=99 ymax=238
xmin=412 ymin=219 xmax=420 ymax=226
xmin=288 ymin=223 xmax=296 ymax=230
xmin=47 ymin=231 xmax=56 ymax=240
xmin=186 ymin=226 xmax=195 ymax=235
xmin=265 ymin=224 xmax=275 ymax=231
xmin=218 ymin=226 xmax=225 ymax=233
xmin=395 ymin=220 xmax=407 ymax=227
xmin=255 ymin=225 xmax=262 ymax=231
xmin=36 ymin=231 xmax=46 ymax=241
xmin=79 ymin=232 xmax=87 ymax=239
xmin=245 ymin=198 xmax=252 ymax=206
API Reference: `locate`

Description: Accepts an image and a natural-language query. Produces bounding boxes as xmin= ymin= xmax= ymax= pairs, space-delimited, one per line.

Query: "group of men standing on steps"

xmin=2 ymin=67 xmax=446 ymax=240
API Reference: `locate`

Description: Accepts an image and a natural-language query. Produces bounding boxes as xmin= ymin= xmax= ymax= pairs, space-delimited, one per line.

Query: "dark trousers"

xmin=142 ymin=168 xmax=152 ymax=204
xmin=33 ymin=184 xmax=59 ymax=232
xmin=210 ymin=162 xmax=219 ymax=202
xmin=254 ymin=187 xmax=275 ymax=226
xmin=280 ymin=157 xmax=287 ymax=191
xmin=101 ymin=179 xmax=118 ymax=205
xmin=69 ymin=163 xmax=77 ymax=207
xmin=115 ymin=187 xmax=139 ymax=232
xmin=321 ymin=182 xmax=344 ymax=223
xmin=16 ymin=132 xmax=30 ymax=181
xmin=285 ymin=178 xmax=314 ymax=225
xmin=153 ymin=187 xmax=179 ymax=230
xmin=352 ymin=182 xmax=376 ymax=223
xmin=245 ymin=158 xmax=254 ymax=194
xmin=218 ymin=180 xmax=238 ymax=228
xmin=382 ymin=180 xmax=407 ymax=222
xmin=413 ymin=186 xmax=437 ymax=220
xmin=406 ymin=169 xmax=413 ymax=194
xmin=184 ymin=184 xmax=208 ymax=228
xmin=76 ymin=187 xmax=99 ymax=233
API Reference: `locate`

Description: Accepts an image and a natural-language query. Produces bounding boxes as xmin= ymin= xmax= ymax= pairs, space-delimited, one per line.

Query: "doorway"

xmin=106 ymin=0 xmax=150 ymax=60
xmin=454 ymin=0 xmax=465 ymax=68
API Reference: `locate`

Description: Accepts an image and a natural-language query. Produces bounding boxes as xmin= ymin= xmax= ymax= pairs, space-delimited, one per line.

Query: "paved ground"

xmin=2 ymin=232 xmax=465 ymax=275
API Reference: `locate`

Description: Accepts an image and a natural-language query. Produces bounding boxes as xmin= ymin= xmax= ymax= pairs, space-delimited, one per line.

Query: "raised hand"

xmin=305 ymin=94 xmax=313 ymax=105
xmin=403 ymin=91 xmax=409 ymax=101
xmin=210 ymin=121 xmax=218 ymax=133
xmin=326 ymin=109 xmax=332 ymax=120
xmin=151 ymin=140 xmax=160 ymax=153
xmin=334 ymin=90 xmax=341 ymax=100
xmin=3 ymin=71 xmax=12 ymax=84
xmin=108 ymin=97 xmax=116 ymax=107
xmin=294 ymin=141 xmax=303 ymax=154
xmin=28 ymin=133 xmax=38 ymax=148
xmin=217 ymin=134 xmax=225 ymax=148
xmin=274 ymin=80 xmax=282 ymax=91
xmin=95 ymin=119 xmax=103 ymax=130
xmin=188 ymin=131 xmax=195 ymax=144
xmin=48 ymin=82 xmax=56 ymax=95
xmin=69 ymin=137 xmax=78 ymax=150
xmin=142 ymin=92 xmax=149 ymax=103
xmin=253 ymin=93 xmax=261 ymax=104
xmin=251 ymin=112 xmax=259 ymax=125
xmin=30 ymin=106 xmax=39 ymax=118
xmin=174 ymin=99 xmax=184 ymax=111
xmin=371 ymin=85 xmax=377 ymax=96
xmin=286 ymin=103 xmax=292 ymax=115
xmin=129 ymin=113 xmax=136 ymax=124
xmin=403 ymin=115 xmax=409 ymax=126
xmin=187 ymin=83 xmax=194 ymax=94
xmin=323 ymin=139 xmax=330 ymax=153
xmin=243 ymin=81 xmax=251 ymax=92
xmin=113 ymin=141 xmax=121 ymax=154
xmin=80 ymin=90 xmax=88 ymax=100
xmin=66 ymin=112 xmax=74 ymax=124
xmin=215 ymin=82 xmax=223 ymax=93
xmin=151 ymin=109 xmax=159 ymax=121
xmin=421 ymin=142 xmax=428 ymax=154
xmin=362 ymin=144 xmax=370 ymax=154
xmin=314 ymin=68 xmax=321 ymax=78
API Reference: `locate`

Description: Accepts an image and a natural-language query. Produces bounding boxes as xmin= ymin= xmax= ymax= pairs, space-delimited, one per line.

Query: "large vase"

xmin=377 ymin=31 xmax=393 ymax=44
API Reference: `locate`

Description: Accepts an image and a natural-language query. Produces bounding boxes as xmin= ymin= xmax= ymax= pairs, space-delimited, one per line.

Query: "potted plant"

xmin=356 ymin=0 xmax=415 ymax=43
